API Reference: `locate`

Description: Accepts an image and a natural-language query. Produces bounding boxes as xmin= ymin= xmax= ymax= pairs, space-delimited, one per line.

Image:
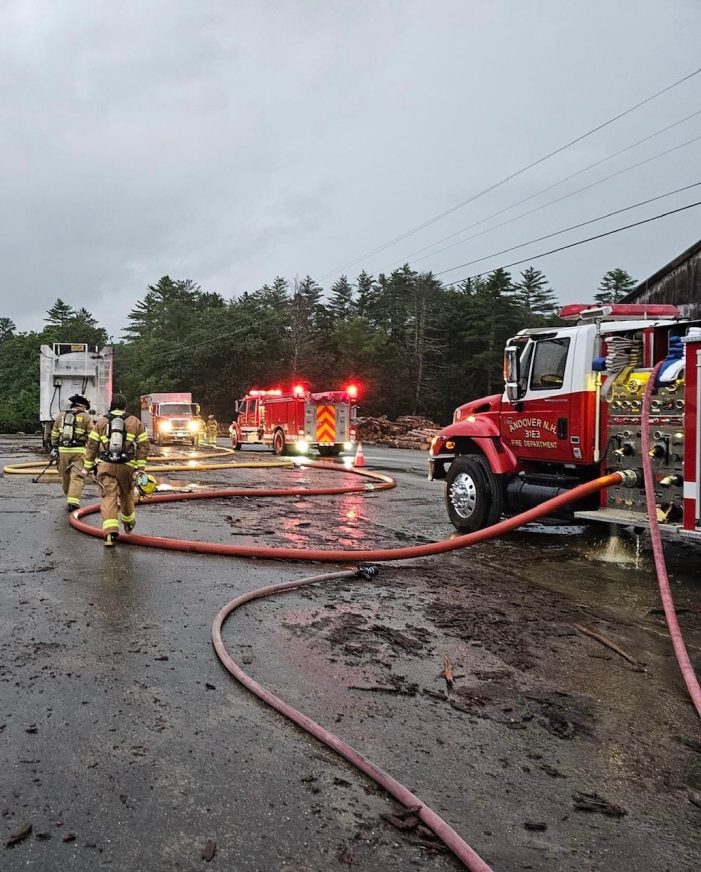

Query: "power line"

xmin=445 ymin=199 xmax=701 ymax=286
xmin=388 ymin=108 xmax=701 ymax=269
xmin=433 ymin=180 xmax=701 ymax=277
xmin=411 ymin=133 xmax=701 ymax=270
xmin=319 ymin=65 xmax=701 ymax=279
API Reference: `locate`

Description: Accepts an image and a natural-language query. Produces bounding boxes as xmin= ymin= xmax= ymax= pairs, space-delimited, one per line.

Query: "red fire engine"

xmin=230 ymin=384 xmax=359 ymax=456
xmin=429 ymin=303 xmax=701 ymax=539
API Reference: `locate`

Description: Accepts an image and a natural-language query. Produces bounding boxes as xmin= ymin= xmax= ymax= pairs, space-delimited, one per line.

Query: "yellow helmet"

xmin=135 ymin=472 xmax=158 ymax=495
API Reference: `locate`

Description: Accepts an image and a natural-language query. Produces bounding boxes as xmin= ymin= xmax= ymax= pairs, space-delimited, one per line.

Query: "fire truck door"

xmin=500 ymin=334 xmax=574 ymax=463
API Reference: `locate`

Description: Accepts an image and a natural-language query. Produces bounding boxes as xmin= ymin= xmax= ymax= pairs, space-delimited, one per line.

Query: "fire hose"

xmin=11 ymin=410 xmax=699 ymax=861
xmin=65 ymin=469 xmax=635 ymax=872
xmin=641 ymin=363 xmax=701 ymax=719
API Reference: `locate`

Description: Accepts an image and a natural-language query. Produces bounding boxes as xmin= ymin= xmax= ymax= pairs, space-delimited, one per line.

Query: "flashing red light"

xmin=248 ymin=388 xmax=283 ymax=397
xmin=292 ymin=384 xmax=305 ymax=398
xmin=345 ymin=383 xmax=359 ymax=399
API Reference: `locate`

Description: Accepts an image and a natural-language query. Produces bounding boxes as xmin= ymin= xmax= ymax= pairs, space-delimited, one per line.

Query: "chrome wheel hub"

xmin=449 ymin=472 xmax=477 ymax=519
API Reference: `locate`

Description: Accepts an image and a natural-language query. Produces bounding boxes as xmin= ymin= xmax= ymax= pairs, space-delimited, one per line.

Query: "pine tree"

xmin=594 ymin=268 xmax=636 ymax=304
xmin=513 ymin=267 xmax=558 ymax=318
xmin=0 ymin=317 xmax=15 ymax=342
xmin=44 ymin=299 xmax=75 ymax=326
xmin=355 ymin=271 xmax=377 ymax=318
xmin=328 ymin=275 xmax=354 ymax=321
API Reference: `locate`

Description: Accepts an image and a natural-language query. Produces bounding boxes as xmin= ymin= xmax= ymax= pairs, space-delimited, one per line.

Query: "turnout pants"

xmin=96 ymin=462 xmax=136 ymax=535
xmin=57 ymin=449 xmax=86 ymax=509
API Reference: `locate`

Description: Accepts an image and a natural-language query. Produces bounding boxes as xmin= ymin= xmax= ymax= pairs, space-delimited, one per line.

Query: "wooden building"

xmin=623 ymin=237 xmax=701 ymax=318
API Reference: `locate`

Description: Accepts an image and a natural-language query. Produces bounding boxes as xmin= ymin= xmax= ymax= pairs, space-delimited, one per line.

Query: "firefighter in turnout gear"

xmin=50 ymin=394 xmax=93 ymax=511
xmin=83 ymin=393 xmax=150 ymax=546
xmin=206 ymin=414 xmax=218 ymax=446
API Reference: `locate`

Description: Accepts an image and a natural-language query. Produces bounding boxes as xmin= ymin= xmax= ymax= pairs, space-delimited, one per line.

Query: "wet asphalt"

xmin=1 ymin=436 xmax=700 ymax=871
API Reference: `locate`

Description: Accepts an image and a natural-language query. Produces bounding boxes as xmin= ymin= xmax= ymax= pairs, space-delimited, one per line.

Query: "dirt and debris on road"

xmin=1 ymin=436 xmax=700 ymax=871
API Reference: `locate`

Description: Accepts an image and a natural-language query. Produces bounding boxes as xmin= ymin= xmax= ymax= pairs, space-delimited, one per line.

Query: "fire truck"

xmin=429 ymin=303 xmax=701 ymax=540
xmin=140 ymin=392 xmax=204 ymax=447
xmin=231 ymin=384 xmax=359 ymax=456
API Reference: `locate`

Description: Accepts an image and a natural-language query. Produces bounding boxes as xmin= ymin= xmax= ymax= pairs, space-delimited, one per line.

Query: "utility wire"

xmin=433 ymin=181 xmax=701 ymax=276
xmin=413 ymin=133 xmax=701 ymax=270
xmin=319 ymin=66 xmax=701 ymax=278
xmin=445 ymin=200 xmax=701 ymax=286
xmin=388 ymin=108 xmax=701 ymax=269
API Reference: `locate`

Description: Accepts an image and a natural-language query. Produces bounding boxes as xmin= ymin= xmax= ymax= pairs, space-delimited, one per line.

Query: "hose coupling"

xmin=617 ymin=468 xmax=642 ymax=488
xmin=356 ymin=564 xmax=380 ymax=580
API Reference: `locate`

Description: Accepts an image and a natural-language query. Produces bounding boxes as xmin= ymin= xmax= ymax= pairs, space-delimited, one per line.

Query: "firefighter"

xmin=206 ymin=414 xmax=218 ymax=446
xmin=82 ymin=393 xmax=150 ymax=547
xmin=50 ymin=393 xmax=93 ymax=511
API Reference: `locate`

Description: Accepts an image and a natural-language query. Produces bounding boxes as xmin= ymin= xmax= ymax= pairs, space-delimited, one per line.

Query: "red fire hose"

xmin=641 ymin=363 xmax=701 ymax=719
xmin=70 ymin=469 xmax=626 ymax=562
xmin=70 ymin=467 xmax=631 ymax=871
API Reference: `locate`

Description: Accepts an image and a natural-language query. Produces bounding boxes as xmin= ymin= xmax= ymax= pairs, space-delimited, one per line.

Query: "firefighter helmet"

xmin=135 ymin=472 xmax=158 ymax=496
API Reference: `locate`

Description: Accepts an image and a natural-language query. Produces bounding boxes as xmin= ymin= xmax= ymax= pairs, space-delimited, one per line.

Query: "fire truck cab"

xmin=231 ymin=384 xmax=359 ymax=457
xmin=429 ymin=304 xmax=701 ymax=539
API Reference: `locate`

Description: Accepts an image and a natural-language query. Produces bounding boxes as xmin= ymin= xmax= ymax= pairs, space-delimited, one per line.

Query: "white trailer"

xmin=39 ymin=343 xmax=113 ymax=448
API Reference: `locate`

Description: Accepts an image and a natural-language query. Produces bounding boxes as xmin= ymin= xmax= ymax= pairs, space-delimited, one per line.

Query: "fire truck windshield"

xmin=159 ymin=403 xmax=193 ymax=416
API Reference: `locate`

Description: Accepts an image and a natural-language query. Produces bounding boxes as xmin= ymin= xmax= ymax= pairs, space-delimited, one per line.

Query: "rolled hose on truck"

xmin=66 ymin=458 xmax=699 ymax=867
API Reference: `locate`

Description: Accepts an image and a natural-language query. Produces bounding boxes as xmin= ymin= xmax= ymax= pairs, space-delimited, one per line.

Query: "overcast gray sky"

xmin=1 ymin=0 xmax=700 ymax=339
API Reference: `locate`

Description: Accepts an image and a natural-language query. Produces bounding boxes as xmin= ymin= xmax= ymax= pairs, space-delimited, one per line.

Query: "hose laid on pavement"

xmin=641 ymin=362 xmax=701 ymax=719
xmin=71 ymin=469 xmax=621 ymax=872
xmin=212 ymin=568 xmax=494 ymax=872
xmin=70 ymin=469 xmax=624 ymax=561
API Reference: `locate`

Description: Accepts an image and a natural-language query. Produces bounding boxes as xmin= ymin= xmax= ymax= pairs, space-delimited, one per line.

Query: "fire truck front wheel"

xmin=445 ymin=454 xmax=504 ymax=533
xmin=273 ymin=429 xmax=287 ymax=456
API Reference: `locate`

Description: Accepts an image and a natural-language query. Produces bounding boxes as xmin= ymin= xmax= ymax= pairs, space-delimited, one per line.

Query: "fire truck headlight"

xmin=188 ymin=420 xmax=199 ymax=432
xmin=160 ymin=420 xmax=172 ymax=432
xmin=297 ymin=440 xmax=309 ymax=453
xmin=344 ymin=442 xmax=353 ymax=451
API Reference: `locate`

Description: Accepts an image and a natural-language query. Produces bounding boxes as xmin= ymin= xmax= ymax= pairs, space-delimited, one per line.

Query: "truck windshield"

xmin=159 ymin=403 xmax=193 ymax=416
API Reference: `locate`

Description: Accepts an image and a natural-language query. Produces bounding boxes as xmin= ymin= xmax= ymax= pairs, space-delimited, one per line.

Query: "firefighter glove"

xmin=49 ymin=448 xmax=59 ymax=461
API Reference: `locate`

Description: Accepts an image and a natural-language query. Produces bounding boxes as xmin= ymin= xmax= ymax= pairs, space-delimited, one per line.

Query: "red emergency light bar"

xmin=345 ymin=383 xmax=359 ymax=399
xmin=248 ymin=388 xmax=283 ymax=397
xmin=292 ymin=384 xmax=306 ymax=398
xmin=560 ymin=303 xmax=681 ymax=321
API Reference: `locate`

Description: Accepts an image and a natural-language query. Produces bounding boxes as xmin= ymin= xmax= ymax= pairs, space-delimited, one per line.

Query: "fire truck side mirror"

xmin=505 ymin=345 xmax=523 ymax=403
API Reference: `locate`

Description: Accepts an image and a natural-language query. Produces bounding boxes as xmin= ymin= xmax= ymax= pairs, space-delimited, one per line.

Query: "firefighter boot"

xmin=104 ymin=532 xmax=119 ymax=547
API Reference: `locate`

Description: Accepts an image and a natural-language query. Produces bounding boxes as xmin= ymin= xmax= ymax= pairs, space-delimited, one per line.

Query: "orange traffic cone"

xmin=353 ymin=442 xmax=366 ymax=467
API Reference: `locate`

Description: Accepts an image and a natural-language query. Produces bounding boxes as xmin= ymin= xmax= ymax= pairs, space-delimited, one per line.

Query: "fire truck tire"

xmin=273 ymin=429 xmax=287 ymax=456
xmin=231 ymin=439 xmax=242 ymax=451
xmin=445 ymin=454 xmax=503 ymax=533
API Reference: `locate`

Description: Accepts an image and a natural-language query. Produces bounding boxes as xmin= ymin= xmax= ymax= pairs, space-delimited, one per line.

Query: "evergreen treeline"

xmin=0 ymin=264 xmax=629 ymax=432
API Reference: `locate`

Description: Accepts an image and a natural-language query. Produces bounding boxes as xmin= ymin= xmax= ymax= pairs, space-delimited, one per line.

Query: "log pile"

xmin=355 ymin=415 xmax=442 ymax=450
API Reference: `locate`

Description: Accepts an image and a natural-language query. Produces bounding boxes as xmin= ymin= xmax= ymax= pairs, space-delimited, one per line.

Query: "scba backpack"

xmin=60 ymin=411 xmax=77 ymax=446
xmin=102 ymin=413 xmax=130 ymax=462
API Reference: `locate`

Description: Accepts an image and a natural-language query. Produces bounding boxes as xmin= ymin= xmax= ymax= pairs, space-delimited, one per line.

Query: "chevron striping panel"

xmin=316 ymin=405 xmax=336 ymax=442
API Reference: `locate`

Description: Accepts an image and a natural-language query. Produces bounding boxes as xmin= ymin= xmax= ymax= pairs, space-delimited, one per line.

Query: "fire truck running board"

xmin=574 ymin=507 xmax=683 ymax=537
